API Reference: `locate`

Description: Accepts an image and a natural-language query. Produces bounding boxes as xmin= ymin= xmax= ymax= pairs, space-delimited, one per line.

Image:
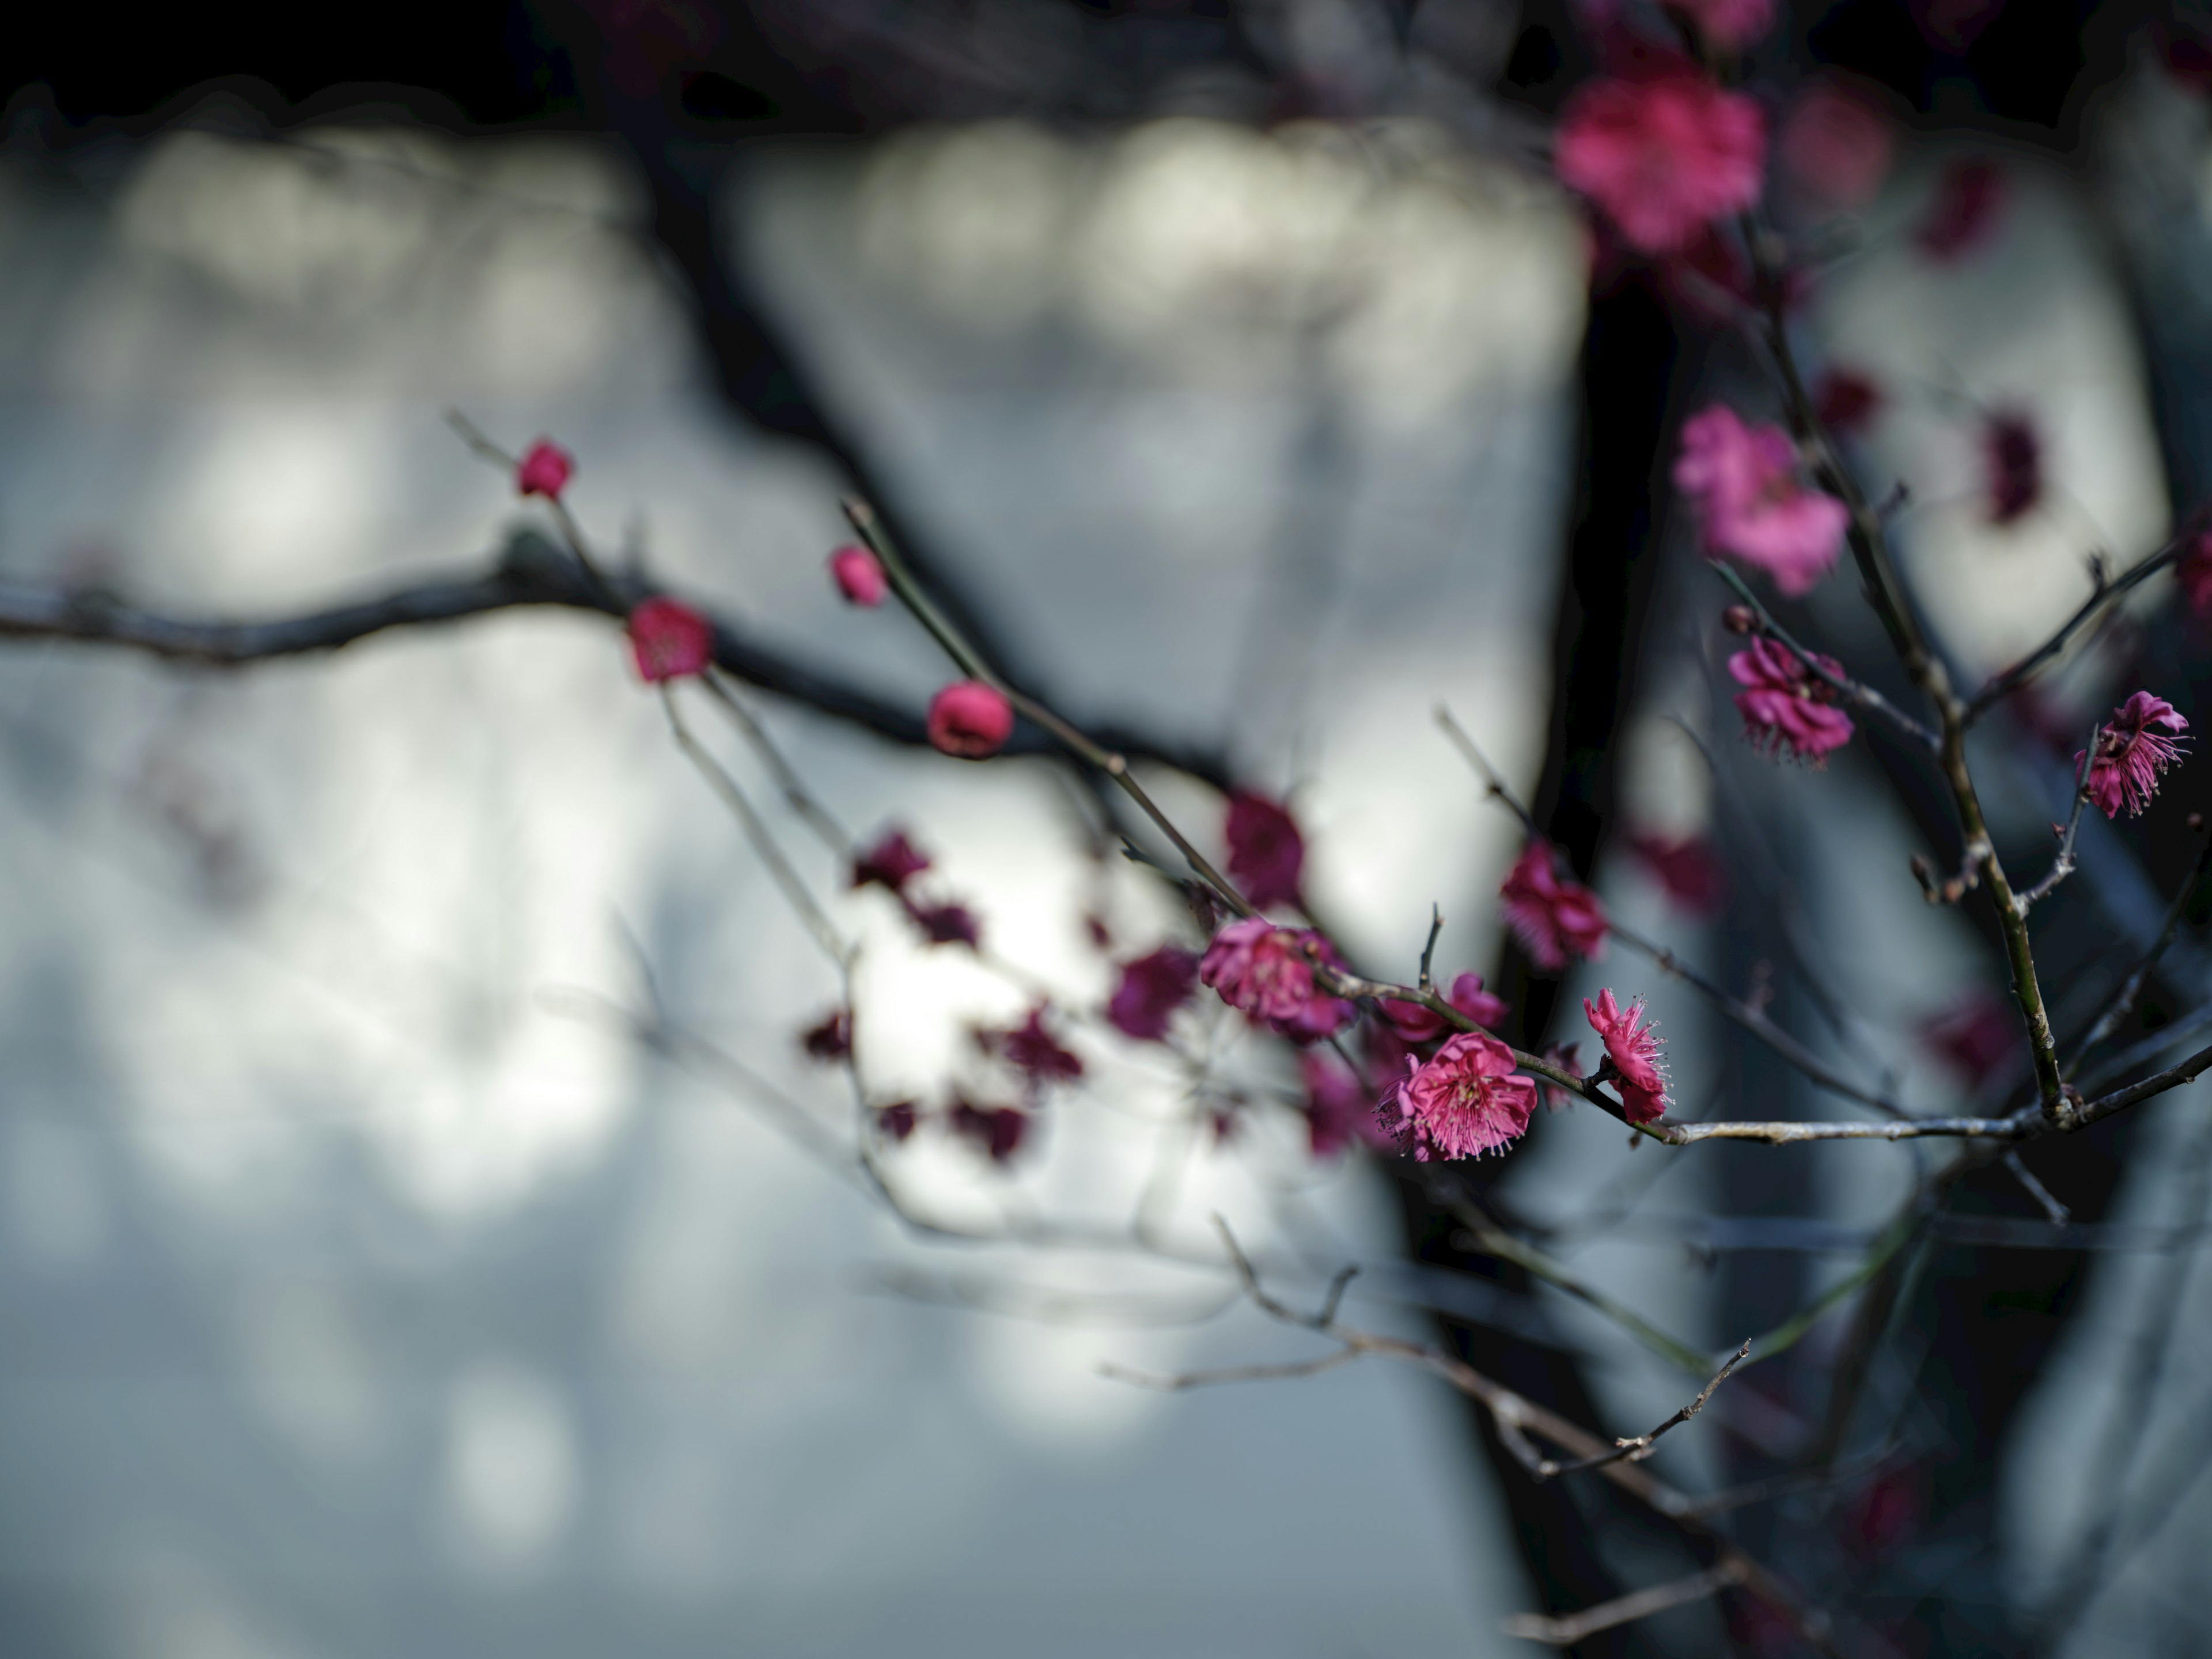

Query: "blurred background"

xmin=4 ymin=2 xmax=2212 ymax=1655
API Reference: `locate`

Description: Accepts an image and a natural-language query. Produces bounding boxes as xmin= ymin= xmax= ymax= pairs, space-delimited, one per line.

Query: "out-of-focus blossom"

xmin=1225 ymin=790 xmax=1305 ymax=910
xmin=1627 ymin=831 xmax=1729 ymax=914
xmin=1730 ymin=638 xmax=1855 ymax=763
xmin=851 ymin=828 xmax=930 ymax=893
xmin=1675 ymin=405 xmax=1848 ymax=596
xmin=1198 ymin=918 xmax=1353 ymax=1040
xmin=1107 ymin=946 xmax=1198 ymax=1041
xmin=515 ymin=439 xmax=574 ymax=499
xmin=2080 ymin=691 xmax=2190 ymax=819
xmin=1380 ymin=974 xmax=1510 ymax=1041
xmin=800 ymin=1007 xmax=852 ymax=1063
xmin=1915 ymin=157 xmax=2007 ymax=261
xmin=628 ymin=597 xmax=715 ymax=682
xmin=1584 ymin=989 xmax=1671 ymax=1123
xmin=828 ymin=544 xmax=888 ymax=607
xmin=949 ymin=1098 xmax=1028 ymax=1164
xmin=1813 ymin=366 xmax=1884 ymax=438
xmin=1981 ymin=410 xmax=2043 ymax=525
xmin=2177 ymin=526 xmax=2212 ymax=621
xmin=1500 ymin=842 xmax=1609 ymax=971
xmin=979 ymin=1005 xmax=1084 ymax=1086
xmin=1302 ymin=1051 xmax=1389 ymax=1160
xmin=1537 ymin=1041 xmax=1586 ymax=1111
xmin=1380 ymin=1032 xmax=1538 ymax=1161
xmin=1843 ymin=1465 xmax=1925 ymax=1559
xmin=1667 ymin=0 xmax=1774 ymax=50
xmin=904 ymin=899 xmax=983 ymax=949
xmin=926 ymin=680 xmax=1014 ymax=759
xmin=1920 ymin=991 xmax=2017 ymax=1086
xmin=1779 ymin=84 xmax=1893 ymax=206
xmin=1555 ymin=67 xmax=1766 ymax=255
xmin=876 ymin=1101 xmax=918 ymax=1142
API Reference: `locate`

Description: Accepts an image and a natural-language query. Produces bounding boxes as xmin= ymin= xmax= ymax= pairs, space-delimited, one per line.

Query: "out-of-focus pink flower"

xmin=1198 ymin=917 xmax=1353 ymax=1041
xmin=876 ymin=1101 xmax=918 ymax=1142
xmin=1380 ymin=973 xmax=1510 ymax=1042
xmin=2178 ymin=527 xmax=2212 ymax=622
xmin=1380 ymin=1032 xmax=1538 ymax=1161
xmin=627 ymin=597 xmax=715 ymax=682
xmin=1107 ymin=946 xmax=1199 ymax=1041
xmin=851 ymin=828 xmax=930 ymax=893
xmin=949 ymin=1098 xmax=1029 ymax=1164
xmin=1555 ymin=67 xmax=1767 ymax=255
xmin=1779 ymin=84 xmax=1893 ymax=206
xmin=1499 ymin=842 xmax=1609 ymax=971
xmin=1302 ymin=1051 xmax=1390 ymax=1160
xmin=1627 ymin=832 xmax=1729 ymax=914
xmin=1915 ymin=157 xmax=2007 ymax=261
xmin=1730 ymin=637 xmax=1855 ymax=763
xmin=1666 ymin=0 xmax=1774 ymax=50
xmin=1225 ymin=790 xmax=1305 ymax=910
xmin=904 ymin=899 xmax=983 ymax=949
xmin=1584 ymin=989 xmax=1671 ymax=1123
xmin=926 ymin=680 xmax=1014 ymax=759
xmin=1843 ymin=1465 xmax=1925 ymax=1559
xmin=1921 ymin=992 xmax=2017 ymax=1088
xmin=515 ymin=439 xmax=574 ymax=499
xmin=1813 ymin=366 xmax=1884 ymax=438
xmin=2079 ymin=691 xmax=2190 ymax=819
xmin=979 ymin=1005 xmax=1084 ymax=1087
xmin=1537 ymin=1041 xmax=1586 ymax=1111
xmin=1675 ymin=405 xmax=1848 ymax=596
xmin=1982 ymin=409 xmax=2043 ymax=525
xmin=801 ymin=1007 xmax=851 ymax=1063
xmin=827 ymin=544 xmax=888 ymax=607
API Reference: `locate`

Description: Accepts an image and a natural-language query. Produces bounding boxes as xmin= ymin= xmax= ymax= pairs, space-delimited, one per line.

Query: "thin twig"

xmin=1501 ymin=1562 xmax=1745 ymax=1646
xmin=2067 ymin=831 xmax=2212 ymax=1079
xmin=1965 ymin=535 xmax=2187 ymax=725
xmin=1529 ymin=1340 xmax=1753 ymax=1479
xmin=2014 ymin=722 xmax=2099 ymax=916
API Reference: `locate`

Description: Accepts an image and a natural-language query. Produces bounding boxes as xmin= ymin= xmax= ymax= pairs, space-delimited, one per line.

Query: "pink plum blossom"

xmin=1981 ymin=410 xmax=2042 ymax=525
xmin=1107 ymin=946 xmax=1199 ymax=1041
xmin=1675 ymin=405 xmax=1847 ymax=596
xmin=949 ymin=1098 xmax=1028 ymax=1164
xmin=1380 ymin=974 xmax=1510 ymax=1042
xmin=1380 ymin=1032 xmax=1538 ymax=1161
xmin=926 ymin=680 xmax=1014 ymax=759
xmin=1584 ymin=989 xmax=1670 ymax=1123
xmin=2178 ymin=528 xmax=2212 ymax=622
xmin=904 ymin=899 xmax=982 ymax=949
xmin=1225 ymin=790 xmax=1305 ymax=910
xmin=979 ymin=1005 xmax=1084 ymax=1088
xmin=2079 ymin=691 xmax=2190 ymax=819
xmin=1499 ymin=842 xmax=1609 ymax=971
xmin=515 ymin=439 xmax=574 ymax=499
xmin=1555 ymin=66 xmax=1766 ymax=255
xmin=1729 ymin=637 xmax=1855 ymax=763
xmin=627 ymin=597 xmax=715 ymax=682
xmin=1302 ymin=1051 xmax=1391 ymax=1160
xmin=1915 ymin=158 xmax=2006 ymax=261
xmin=1779 ymin=84 xmax=1893 ymax=206
xmin=1626 ymin=832 xmax=1728 ymax=915
xmin=850 ymin=828 xmax=930 ymax=893
xmin=1197 ymin=917 xmax=1353 ymax=1041
xmin=828 ymin=544 xmax=888 ymax=607
xmin=1813 ymin=367 xmax=1884 ymax=438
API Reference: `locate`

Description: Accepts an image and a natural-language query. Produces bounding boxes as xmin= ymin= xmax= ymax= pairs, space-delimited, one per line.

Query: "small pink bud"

xmin=926 ymin=680 xmax=1013 ymax=759
xmin=828 ymin=544 xmax=888 ymax=607
xmin=627 ymin=597 xmax=715 ymax=683
xmin=516 ymin=440 xmax=574 ymax=501
xmin=1722 ymin=604 xmax=1758 ymax=635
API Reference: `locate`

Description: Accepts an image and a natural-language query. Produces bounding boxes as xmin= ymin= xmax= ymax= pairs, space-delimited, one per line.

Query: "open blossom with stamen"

xmin=1197 ymin=917 xmax=1353 ymax=1040
xmin=627 ymin=598 xmax=715 ymax=682
xmin=2079 ymin=691 xmax=2190 ymax=819
xmin=1225 ymin=790 xmax=1305 ymax=910
xmin=1584 ymin=990 xmax=1671 ymax=1123
xmin=1730 ymin=637 xmax=1855 ymax=763
xmin=1555 ymin=65 xmax=1766 ymax=255
xmin=1380 ymin=1032 xmax=1538 ymax=1161
xmin=1381 ymin=974 xmax=1510 ymax=1042
xmin=1675 ymin=406 xmax=1847 ymax=596
xmin=1499 ymin=842 xmax=1609 ymax=971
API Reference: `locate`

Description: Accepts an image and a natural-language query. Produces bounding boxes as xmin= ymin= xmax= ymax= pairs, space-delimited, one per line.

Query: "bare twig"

xmin=2067 ymin=831 xmax=2212 ymax=1078
xmin=1965 ymin=536 xmax=2187 ymax=725
xmin=1502 ymin=1562 xmax=1745 ymax=1646
xmin=1528 ymin=1340 xmax=1753 ymax=1480
xmin=2014 ymin=722 xmax=2100 ymax=916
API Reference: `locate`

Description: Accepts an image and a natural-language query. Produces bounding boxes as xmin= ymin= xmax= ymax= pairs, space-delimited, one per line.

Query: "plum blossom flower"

xmin=1554 ymin=66 xmax=1766 ymax=255
xmin=1107 ymin=946 xmax=1199 ymax=1041
xmin=2079 ymin=691 xmax=2190 ymax=819
xmin=1779 ymin=84 xmax=1893 ymax=207
xmin=828 ymin=544 xmax=888 ymax=607
xmin=1813 ymin=367 xmax=1884 ymax=438
xmin=1499 ymin=842 xmax=1609 ymax=971
xmin=1919 ymin=991 xmax=2016 ymax=1087
xmin=515 ymin=439 xmax=574 ymax=499
xmin=1981 ymin=410 xmax=2042 ymax=525
xmin=1584 ymin=989 xmax=1671 ymax=1123
xmin=1668 ymin=0 xmax=1774 ymax=50
xmin=850 ymin=828 xmax=930 ymax=893
xmin=1915 ymin=157 xmax=2006 ymax=261
xmin=949 ymin=1098 xmax=1028 ymax=1164
xmin=1380 ymin=974 xmax=1510 ymax=1042
xmin=1225 ymin=790 xmax=1305 ymax=910
xmin=2176 ymin=527 xmax=2212 ymax=622
xmin=627 ymin=597 xmax=715 ymax=682
xmin=1729 ymin=637 xmax=1855 ymax=763
xmin=1302 ymin=1051 xmax=1391 ymax=1160
xmin=978 ymin=1005 xmax=1084 ymax=1088
xmin=800 ymin=1008 xmax=851 ymax=1063
xmin=1626 ymin=832 xmax=1728 ymax=915
xmin=1675 ymin=406 xmax=1848 ymax=596
xmin=927 ymin=680 xmax=1014 ymax=759
xmin=1197 ymin=917 xmax=1353 ymax=1041
xmin=1380 ymin=1032 xmax=1538 ymax=1161
xmin=904 ymin=899 xmax=982 ymax=949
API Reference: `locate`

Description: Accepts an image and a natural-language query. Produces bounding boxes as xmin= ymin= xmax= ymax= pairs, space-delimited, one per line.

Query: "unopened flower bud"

xmin=1722 ymin=604 xmax=1758 ymax=635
